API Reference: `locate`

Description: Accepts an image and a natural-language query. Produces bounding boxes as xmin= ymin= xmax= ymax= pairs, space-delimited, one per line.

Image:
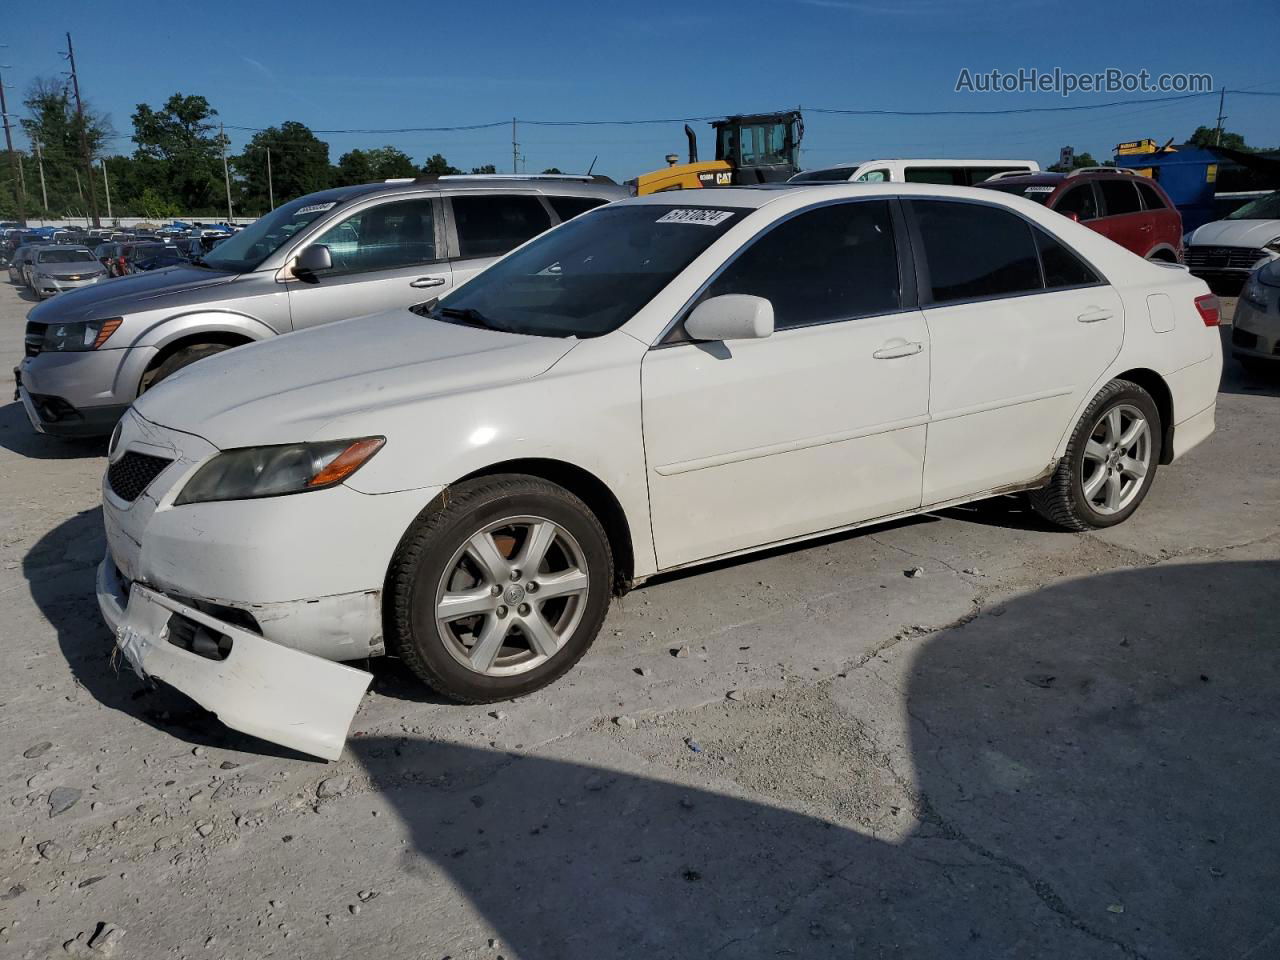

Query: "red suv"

xmin=976 ymin=169 xmax=1182 ymax=262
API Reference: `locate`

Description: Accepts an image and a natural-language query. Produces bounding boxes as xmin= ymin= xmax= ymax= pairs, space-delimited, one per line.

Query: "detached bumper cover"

xmin=98 ymin=558 xmax=371 ymax=761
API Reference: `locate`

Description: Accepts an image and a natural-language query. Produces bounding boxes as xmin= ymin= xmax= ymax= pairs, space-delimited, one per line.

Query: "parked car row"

xmin=17 ymin=175 xmax=627 ymax=436
xmin=11 ymin=174 xmax=1226 ymax=759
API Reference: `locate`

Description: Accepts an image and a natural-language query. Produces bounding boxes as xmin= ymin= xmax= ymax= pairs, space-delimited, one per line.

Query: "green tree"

xmin=1189 ymin=125 xmax=1250 ymax=151
xmin=470 ymin=164 xmax=497 ymax=175
xmin=334 ymin=148 xmax=374 ymax=185
xmin=333 ymin=145 xmax=416 ymax=186
xmin=137 ymin=187 xmax=182 ymax=221
xmin=421 ymin=153 xmax=462 ymax=176
xmin=235 ymin=122 xmax=331 ymax=213
xmin=1046 ymin=150 xmax=1109 ymax=173
xmin=131 ymin=93 xmax=226 ymax=213
xmin=20 ymin=77 xmax=113 ymax=219
xmin=541 ymin=167 xmax=563 ymax=174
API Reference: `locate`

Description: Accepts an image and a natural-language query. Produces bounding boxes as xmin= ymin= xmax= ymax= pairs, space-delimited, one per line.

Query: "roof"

xmin=622 ymin=180 xmax=1065 ymax=211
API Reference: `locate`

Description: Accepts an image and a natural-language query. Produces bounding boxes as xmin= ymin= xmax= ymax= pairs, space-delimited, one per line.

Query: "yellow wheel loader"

xmin=630 ymin=111 xmax=804 ymax=195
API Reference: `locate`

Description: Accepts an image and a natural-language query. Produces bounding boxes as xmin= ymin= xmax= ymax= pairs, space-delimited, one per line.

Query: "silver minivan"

xmin=16 ymin=175 xmax=627 ymax=437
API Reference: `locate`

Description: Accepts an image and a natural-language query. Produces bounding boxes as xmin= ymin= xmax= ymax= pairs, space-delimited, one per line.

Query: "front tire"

xmin=141 ymin=343 xmax=232 ymax=392
xmin=1030 ymin=379 xmax=1162 ymax=531
xmin=386 ymin=475 xmax=614 ymax=703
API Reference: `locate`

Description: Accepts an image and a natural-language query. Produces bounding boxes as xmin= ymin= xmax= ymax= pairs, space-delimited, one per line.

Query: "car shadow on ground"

xmin=353 ymin=558 xmax=1280 ymax=959
xmin=0 ymin=401 xmax=109 ymax=459
xmin=25 ymin=509 xmax=317 ymax=761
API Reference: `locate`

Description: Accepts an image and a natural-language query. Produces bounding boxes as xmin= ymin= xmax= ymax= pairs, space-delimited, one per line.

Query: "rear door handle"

xmin=410 ymin=276 xmax=447 ymax=288
xmin=1076 ymin=308 xmax=1113 ymax=324
xmin=872 ymin=339 xmax=924 ymax=360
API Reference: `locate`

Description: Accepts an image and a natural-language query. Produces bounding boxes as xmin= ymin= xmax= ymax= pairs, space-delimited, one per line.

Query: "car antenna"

xmin=586 ymin=155 xmax=598 ymax=176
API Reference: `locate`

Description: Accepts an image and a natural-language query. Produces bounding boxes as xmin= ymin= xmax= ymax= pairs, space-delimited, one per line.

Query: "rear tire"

xmin=1030 ymin=379 xmax=1162 ymax=531
xmin=141 ymin=343 xmax=233 ymax=392
xmin=386 ymin=474 xmax=614 ymax=703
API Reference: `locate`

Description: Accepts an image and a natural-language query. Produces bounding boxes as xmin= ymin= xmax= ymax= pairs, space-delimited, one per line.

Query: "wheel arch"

xmin=458 ymin=458 xmax=636 ymax=591
xmin=1114 ymin=367 xmax=1175 ymax=464
xmin=139 ymin=330 xmax=257 ymax=392
xmin=1144 ymin=244 xmax=1179 ymax=263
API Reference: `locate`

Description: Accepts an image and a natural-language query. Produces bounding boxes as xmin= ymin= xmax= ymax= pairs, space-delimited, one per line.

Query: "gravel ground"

xmin=1 ymin=281 xmax=1278 ymax=959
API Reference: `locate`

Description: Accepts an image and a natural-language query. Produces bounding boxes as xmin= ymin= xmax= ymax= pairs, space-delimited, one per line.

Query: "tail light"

xmin=1194 ymin=294 xmax=1220 ymax=327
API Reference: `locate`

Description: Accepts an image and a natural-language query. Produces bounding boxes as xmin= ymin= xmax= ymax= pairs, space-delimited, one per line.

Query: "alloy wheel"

xmin=434 ymin=515 xmax=590 ymax=677
xmin=1081 ymin=403 xmax=1152 ymax=516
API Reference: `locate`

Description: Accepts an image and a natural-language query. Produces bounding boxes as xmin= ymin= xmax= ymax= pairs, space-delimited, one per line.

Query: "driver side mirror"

xmin=293 ymin=244 xmax=333 ymax=277
xmin=685 ymin=294 xmax=774 ymax=342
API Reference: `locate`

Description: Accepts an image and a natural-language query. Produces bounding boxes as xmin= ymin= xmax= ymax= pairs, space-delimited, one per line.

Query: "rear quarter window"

xmin=547 ymin=195 xmax=608 ymax=221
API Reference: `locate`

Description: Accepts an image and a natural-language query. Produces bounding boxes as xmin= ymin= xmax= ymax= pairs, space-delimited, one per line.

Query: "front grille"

xmin=24 ymin=321 xmax=45 ymax=357
xmin=107 ymin=451 xmax=174 ymax=502
xmin=1185 ymin=245 xmax=1267 ymax=271
xmin=1233 ymin=328 xmax=1259 ymax=350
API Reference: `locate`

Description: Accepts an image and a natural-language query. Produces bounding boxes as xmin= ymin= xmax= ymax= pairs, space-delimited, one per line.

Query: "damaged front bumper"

xmin=97 ymin=558 xmax=372 ymax=761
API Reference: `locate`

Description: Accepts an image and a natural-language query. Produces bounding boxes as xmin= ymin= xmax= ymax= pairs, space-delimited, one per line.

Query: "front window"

xmin=429 ymin=204 xmax=748 ymax=338
xmin=1226 ymin=191 xmax=1280 ymax=221
xmin=309 ymin=198 xmax=437 ymax=275
xmin=36 ymin=249 xmax=96 ymax=264
xmin=201 ymin=193 xmax=354 ymax=273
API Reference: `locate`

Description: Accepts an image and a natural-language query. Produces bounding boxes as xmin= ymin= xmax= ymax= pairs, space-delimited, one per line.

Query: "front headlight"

xmin=43 ymin=317 xmax=123 ymax=352
xmin=1257 ymin=258 xmax=1280 ymax=289
xmin=175 ymin=437 xmax=385 ymax=505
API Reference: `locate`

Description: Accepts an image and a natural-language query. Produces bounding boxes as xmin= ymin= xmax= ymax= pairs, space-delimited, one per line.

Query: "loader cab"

xmin=713 ymin=112 xmax=803 ymax=184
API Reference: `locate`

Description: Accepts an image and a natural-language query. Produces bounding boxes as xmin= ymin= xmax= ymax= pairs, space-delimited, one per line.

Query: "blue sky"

xmin=4 ymin=0 xmax=1278 ymax=179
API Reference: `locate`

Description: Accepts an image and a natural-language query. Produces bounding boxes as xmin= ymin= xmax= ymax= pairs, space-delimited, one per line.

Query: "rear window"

xmin=547 ymin=195 xmax=608 ymax=221
xmin=911 ymin=200 xmax=1042 ymax=303
xmin=1135 ymin=181 xmax=1167 ymax=211
xmin=1098 ymin=180 xmax=1142 ymax=216
xmin=905 ymin=167 xmax=965 ymax=186
xmin=451 ymin=194 xmax=553 ymax=258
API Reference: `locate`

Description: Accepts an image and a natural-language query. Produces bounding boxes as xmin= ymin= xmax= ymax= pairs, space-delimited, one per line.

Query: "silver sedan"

xmin=29 ymin=246 xmax=108 ymax=299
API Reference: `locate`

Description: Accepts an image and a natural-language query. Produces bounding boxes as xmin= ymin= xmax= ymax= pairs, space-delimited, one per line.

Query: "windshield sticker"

xmin=656 ymin=209 xmax=735 ymax=226
xmin=1024 ymin=186 xmax=1055 ymax=193
xmin=295 ymin=202 xmax=337 ymax=216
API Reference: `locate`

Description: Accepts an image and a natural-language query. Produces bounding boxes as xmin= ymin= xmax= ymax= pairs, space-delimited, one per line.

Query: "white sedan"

xmin=97 ymin=183 xmax=1223 ymax=759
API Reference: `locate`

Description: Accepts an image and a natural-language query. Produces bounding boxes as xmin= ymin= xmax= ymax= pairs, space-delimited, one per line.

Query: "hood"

xmin=26 ymin=264 xmax=238 ymax=323
xmin=134 ymin=309 xmax=577 ymax=448
xmin=1188 ymin=219 xmax=1280 ymax=249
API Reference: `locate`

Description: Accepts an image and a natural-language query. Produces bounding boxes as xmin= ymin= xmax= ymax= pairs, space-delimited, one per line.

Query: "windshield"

xmin=1225 ymin=191 xmax=1280 ymax=221
xmin=431 ymin=204 xmax=748 ymax=338
xmin=977 ymin=182 xmax=1055 ymax=204
xmin=789 ymin=167 xmax=856 ymax=183
xmin=37 ymin=248 xmax=96 ymax=263
xmin=200 ymin=193 xmax=349 ymax=272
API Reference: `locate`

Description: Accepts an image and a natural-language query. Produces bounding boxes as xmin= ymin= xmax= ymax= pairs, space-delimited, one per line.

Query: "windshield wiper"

xmin=436 ymin=306 xmax=505 ymax=331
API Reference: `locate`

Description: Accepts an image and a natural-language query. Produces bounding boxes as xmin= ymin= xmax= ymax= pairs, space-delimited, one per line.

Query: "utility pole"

xmin=266 ymin=146 xmax=274 ymax=210
xmin=35 ymin=139 xmax=49 ymax=212
xmin=511 ymin=117 xmax=518 ymax=175
xmin=64 ymin=32 xmax=100 ymax=227
xmin=1213 ymin=88 xmax=1227 ymax=146
xmin=101 ymin=157 xmax=112 ymax=222
xmin=0 ymin=69 xmax=26 ymax=226
xmin=220 ymin=122 xmax=233 ymax=221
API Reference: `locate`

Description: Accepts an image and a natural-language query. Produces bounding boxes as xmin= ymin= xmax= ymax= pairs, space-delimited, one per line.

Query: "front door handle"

xmin=1076 ymin=308 xmax=1114 ymax=324
xmin=872 ymin=339 xmax=924 ymax=360
xmin=410 ymin=276 xmax=447 ymax=289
